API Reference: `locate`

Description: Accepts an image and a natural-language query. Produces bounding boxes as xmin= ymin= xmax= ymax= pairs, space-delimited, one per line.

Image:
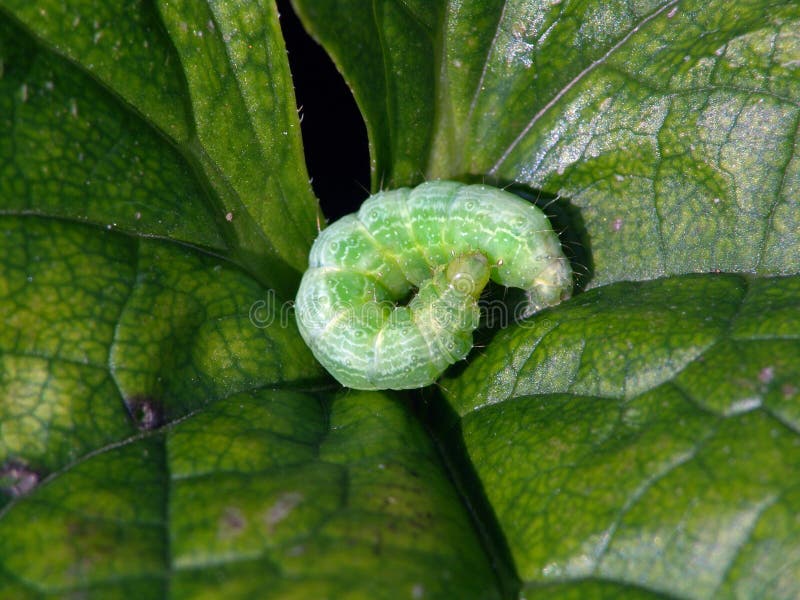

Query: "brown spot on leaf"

xmin=0 ymin=461 xmax=40 ymax=497
xmin=124 ymin=396 xmax=165 ymax=430
xmin=218 ymin=506 xmax=247 ymax=540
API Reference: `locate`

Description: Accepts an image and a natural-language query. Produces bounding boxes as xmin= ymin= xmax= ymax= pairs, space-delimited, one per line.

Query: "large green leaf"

xmin=437 ymin=274 xmax=800 ymax=597
xmin=0 ymin=390 xmax=500 ymax=599
xmin=1 ymin=0 xmax=320 ymax=292
xmin=0 ymin=215 xmax=324 ymax=475
xmin=0 ymin=0 xmax=326 ymax=475
xmin=292 ymin=0 xmax=800 ymax=287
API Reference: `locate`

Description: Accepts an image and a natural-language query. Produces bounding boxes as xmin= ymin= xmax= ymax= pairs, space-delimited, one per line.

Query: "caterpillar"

xmin=295 ymin=180 xmax=572 ymax=390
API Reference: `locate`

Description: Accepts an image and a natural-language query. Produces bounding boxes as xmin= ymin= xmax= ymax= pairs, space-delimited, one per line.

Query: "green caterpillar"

xmin=295 ymin=181 xmax=572 ymax=390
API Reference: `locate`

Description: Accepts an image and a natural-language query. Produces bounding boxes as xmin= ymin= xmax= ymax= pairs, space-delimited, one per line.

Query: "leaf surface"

xmin=0 ymin=391 xmax=500 ymax=599
xmin=0 ymin=215 xmax=323 ymax=476
xmin=440 ymin=274 xmax=800 ymax=598
xmin=1 ymin=0 xmax=320 ymax=291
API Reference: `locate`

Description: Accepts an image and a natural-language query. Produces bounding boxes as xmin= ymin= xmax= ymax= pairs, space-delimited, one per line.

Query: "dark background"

xmin=277 ymin=0 xmax=370 ymax=222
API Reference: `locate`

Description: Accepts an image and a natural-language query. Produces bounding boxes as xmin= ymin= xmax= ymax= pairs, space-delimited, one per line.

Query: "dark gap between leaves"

xmin=277 ymin=0 xmax=370 ymax=222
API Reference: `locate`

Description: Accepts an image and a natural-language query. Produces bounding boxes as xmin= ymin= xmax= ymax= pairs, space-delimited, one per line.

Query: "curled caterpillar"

xmin=295 ymin=181 xmax=572 ymax=390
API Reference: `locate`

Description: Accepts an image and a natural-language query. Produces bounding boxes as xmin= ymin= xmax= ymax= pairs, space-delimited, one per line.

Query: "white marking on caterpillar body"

xmin=295 ymin=181 xmax=572 ymax=390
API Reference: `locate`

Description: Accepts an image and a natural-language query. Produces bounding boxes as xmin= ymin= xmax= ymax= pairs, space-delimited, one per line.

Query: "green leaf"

xmin=292 ymin=0 xmax=800 ymax=286
xmin=0 ymin=391 xmax=501 ymax=599
xmin=0 ymin=215 xmax=324 ymax=475
xmin=0 ymin=18 xmax=223 ymax=251
xmin=1 ymin=0 xmax=320 ymax=290
xmin=155 ymin=0 xmax=320 ymax=275
xmin=0 ymin=6 xmax=330 ymax=529
xmin=439 ymin=274 xmax=800 ymax=596
xmin=1 ymin=0 xmax=190 ymax=142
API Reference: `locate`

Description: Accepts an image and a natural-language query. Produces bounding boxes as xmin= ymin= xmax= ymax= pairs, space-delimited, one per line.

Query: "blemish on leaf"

xmin=0 ymin=461 xmax=40 ymax=497
xmin=218 ymin=506 xmax=247 ymax=540
xmin=263 ymin=491 xmax=303 ymax=532
xmin=758 ymin=366 xmax=774 ymax=384
xmin=726 ymin=397 xmax=762 ymax=415
xmin=124 ymin=396 xmax=165 ymax=430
